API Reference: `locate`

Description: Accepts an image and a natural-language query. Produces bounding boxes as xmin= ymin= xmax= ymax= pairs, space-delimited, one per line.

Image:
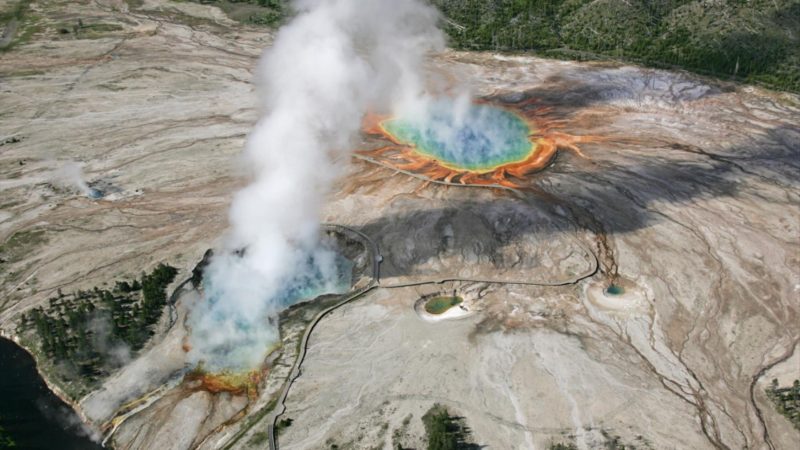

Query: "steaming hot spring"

xmin=186 ymin=96 xmax=598 ymax=378
xmin=384 ymin=100 xmax=534 ymax=172
xmin=360 ymin=96 xmax=600 ymax=188
xmin=186 ymin=227 xmax=371 ymax=376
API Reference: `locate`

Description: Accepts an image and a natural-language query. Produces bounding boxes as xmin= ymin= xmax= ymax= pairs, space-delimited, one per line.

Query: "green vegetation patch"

xmin=0 ymin=229 xmax=47 ymax=264
xmin=422 ymin=404 xmax=479 ymax=450
xmin=0 ymin=0 xmax=40 ymax=52
xmin=549 ymin=444 xmax=578 ymax=450
xmin=275 ymin=417 xmax=293 ymax=435
xmin=16 ymin=264 xmax=178 ymax=395
xmin=185 ymin=0 xmax=286 ymax=26
xmin=766 ymin=378 xmax=800 ymax=429
xmin=432 ymin=0 xmax=800 ymax=92
xmin=424 ymin=296 xmax=463 ymax=315
xmin=0 ymin=0 xmax=29 ymax=24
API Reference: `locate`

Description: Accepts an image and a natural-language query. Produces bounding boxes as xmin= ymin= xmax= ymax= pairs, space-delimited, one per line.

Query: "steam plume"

xmin=55 ymin=162 xmax=101 ymax=198
xmin=188 ymin=0 xmax=444 ymax=370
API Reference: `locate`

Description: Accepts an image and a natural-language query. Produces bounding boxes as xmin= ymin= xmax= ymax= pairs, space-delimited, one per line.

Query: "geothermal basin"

xmin=381 ymin=100 xmax=536 ymax=173
xmin=360 ymin=96 xmax=592 ymax=188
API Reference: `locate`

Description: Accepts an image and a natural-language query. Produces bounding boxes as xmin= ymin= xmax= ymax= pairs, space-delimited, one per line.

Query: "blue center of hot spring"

xmin=383 ymin=100 xmax=535 ymax=172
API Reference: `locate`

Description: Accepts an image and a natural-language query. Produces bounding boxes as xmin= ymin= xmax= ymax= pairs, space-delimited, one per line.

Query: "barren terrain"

xmin=1 ymin=1 xmax=798 ymax=449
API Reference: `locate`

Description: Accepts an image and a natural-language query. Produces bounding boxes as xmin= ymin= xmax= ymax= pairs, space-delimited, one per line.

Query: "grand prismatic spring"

xmin=382 ymin=100 xmax=536 ymax=172
xmin=361 ymin=97 xmax=598 ymax=188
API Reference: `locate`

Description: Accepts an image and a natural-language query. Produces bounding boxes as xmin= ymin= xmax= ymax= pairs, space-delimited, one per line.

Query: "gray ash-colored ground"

xmin=0 ymin=1 xmax=798 ymax=450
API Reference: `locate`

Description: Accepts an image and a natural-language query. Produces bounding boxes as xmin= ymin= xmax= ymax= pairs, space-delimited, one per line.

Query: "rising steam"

xmin=188 ymin=0 xmax=444 ymax=370
xmin=55 ymin=162 xmax=101 ymax=198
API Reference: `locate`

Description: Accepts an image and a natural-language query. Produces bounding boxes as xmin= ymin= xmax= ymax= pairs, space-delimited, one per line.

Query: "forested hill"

xmin=430 ymin=0 xmax=800 ymax=92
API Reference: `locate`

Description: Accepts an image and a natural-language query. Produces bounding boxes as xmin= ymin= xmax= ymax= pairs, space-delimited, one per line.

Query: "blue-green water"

xmin=269 ymin=253 xmax=353 ymax=308
xmin=383 ymin=100 xmax=534 ymax=172
xmin=194 ymin=251 xmax=354 ymax=369
xmin=203 ymin=252 xmax=353 ymax=313
xmin=606 ymin=284 xmax=625 ymax=295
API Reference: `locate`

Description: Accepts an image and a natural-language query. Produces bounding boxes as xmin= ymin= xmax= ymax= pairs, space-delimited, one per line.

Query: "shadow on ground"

xmin=358 ymin=126 xmax=798 ymax=279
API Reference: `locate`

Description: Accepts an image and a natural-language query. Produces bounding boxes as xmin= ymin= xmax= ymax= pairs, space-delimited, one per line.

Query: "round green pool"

xmin=424 ymin=296 xmax=463 ymax=315
xmin=606 ymin=284 xmax=625 ymax=296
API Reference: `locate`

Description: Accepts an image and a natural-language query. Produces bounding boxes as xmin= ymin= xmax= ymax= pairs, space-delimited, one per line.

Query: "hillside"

xmin=432 ymin=0 xmax=800 ymax=91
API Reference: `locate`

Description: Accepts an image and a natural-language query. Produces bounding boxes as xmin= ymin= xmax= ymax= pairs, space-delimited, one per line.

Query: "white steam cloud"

xmin=54 ymin=162 xmax=100 ymax=198
xmin=188 ymin=0 xmax=444 ymax=370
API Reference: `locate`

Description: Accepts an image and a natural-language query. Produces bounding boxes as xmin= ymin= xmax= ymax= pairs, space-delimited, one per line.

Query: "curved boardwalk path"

xmin=267 ymin=224 xmax=382 ymax=450
xmin=266 ymin=222 xmax=599 ymax=449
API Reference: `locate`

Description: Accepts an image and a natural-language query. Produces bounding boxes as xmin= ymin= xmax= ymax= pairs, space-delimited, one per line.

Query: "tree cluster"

xmin=17 ymin=264 xmax=178 ymax=383
xmin=432 ymin=0 xmax=799 ymax=92
xmin=767 ymin=378 xmax=800 ymax=430
xmin=422 ymin=404 xmax=479 ymax=450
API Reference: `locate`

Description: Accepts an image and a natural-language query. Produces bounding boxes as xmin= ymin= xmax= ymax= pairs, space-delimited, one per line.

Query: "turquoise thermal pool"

xmin=606 ymin=284 xmax=625 ymax=295
xmin=382 ymin=100 xmax=535 ymax=172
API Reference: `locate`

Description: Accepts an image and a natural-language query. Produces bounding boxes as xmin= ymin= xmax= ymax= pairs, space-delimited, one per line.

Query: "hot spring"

xmin=605 ymin=284 xmax=625 ymax=296
xmin=202 ymin=252 xmax=352 ymax=323
xmin=189 ymin=232 xmax=360 ymax=370
xmin=382 ymin=100 xmax=535 ymax=173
